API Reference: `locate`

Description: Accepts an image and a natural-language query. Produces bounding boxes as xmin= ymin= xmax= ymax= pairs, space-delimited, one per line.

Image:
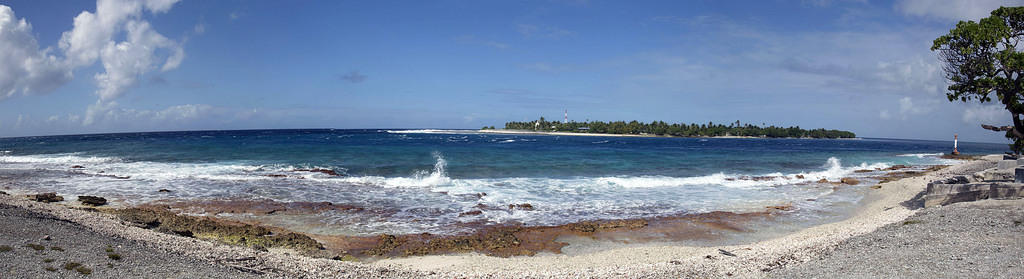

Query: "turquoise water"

xmin=0 ymin=129 xmax=1007 ymax=235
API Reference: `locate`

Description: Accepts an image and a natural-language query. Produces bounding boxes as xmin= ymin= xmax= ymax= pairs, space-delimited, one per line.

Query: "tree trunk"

xmin=1012 ymin=113 xmax=1024 ymax=139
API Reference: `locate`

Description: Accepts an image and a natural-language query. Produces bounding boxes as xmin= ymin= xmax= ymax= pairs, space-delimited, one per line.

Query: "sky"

xmin=0 ymin=0 xmax=1021 ymax=143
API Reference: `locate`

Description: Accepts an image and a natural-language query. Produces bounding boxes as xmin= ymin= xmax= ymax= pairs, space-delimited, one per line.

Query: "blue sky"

xmin=0 ymin=0 xmax=1021 ymax=143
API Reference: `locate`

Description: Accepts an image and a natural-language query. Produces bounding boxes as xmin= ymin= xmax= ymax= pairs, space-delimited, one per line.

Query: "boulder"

xmin=458 ymin=210 xmax=483 ymax=217
xmin=70 ymin=165 xmax=85 ymax=169
xmin=795 ymin=175 xmax=805 ymax=179
xmin=157 ymin=189 xmax=172 ymax=193
xmin=508 ymin=203 xmax=535 ymax=210
xmin=31 ymin=192 xmax=64 ymax=203
xmin=816 ymin=178 xmax=829 ymax=183
xmin=840 ymin=178 xmax=860 ymax=185
xmin=78 ymin=196 xmax=107 ymax=206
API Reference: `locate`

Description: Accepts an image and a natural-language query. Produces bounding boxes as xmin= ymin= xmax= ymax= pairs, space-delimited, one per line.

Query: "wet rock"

xmin=854 ymin=169 xmax=873 ymax=173
xmin=366 ymin=234 xmax=406 ymax=256
xmin=31 ymin=192 xmax=64 ymax=203
xmin=114 ymin=207 xmax=323 ymax=252
xmin=0 ymin=191 xmax=7 ymax=196
xmin=840 ymin=178 xmax=860 ymax=185
xmin=508 ymin=203 xmax=535 ymax=211
xmin=459 ymin=210 xmax=484 ymax=217
xmin=817 ymin=179 xmax=830 ymax=183
xmin=78 ymin=195 xmax=107 ymax=206
xmin=795 ymin=175 xmax=805 ymax=179
xmin=567 ymin=219 xmax=647 ymax=233
xmin=888 ymin=165 xmax=910 ymax=170
xmin=265 ymin=174 xmax=287 ymax=178
xmin=70 ymin=165 xmax=85 ymax=169
xmin=157 ymin=189 xmax=172 ymax=193
xmin=766 ymin=204 xmax=794 ymax=211
xmin=294 ymin=168 xmax=343 ymax=176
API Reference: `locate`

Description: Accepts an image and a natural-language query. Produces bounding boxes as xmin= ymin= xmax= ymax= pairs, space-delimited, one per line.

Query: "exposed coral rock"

xmin=31 ymin=193 xmax=64 ymax=203
xmin=78 ymin=196 xmax=107 ymax=206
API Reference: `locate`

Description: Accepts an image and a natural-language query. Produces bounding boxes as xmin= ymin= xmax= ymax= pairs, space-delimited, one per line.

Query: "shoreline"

xmin=374 ymin=155 xmax=999 ymax=276
xmin=0 ymin=155 xmax=1007 ymax=277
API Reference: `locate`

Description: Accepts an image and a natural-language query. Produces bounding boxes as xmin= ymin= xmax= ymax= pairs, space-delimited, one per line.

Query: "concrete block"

xmin=1017 ymin=167 xmax=1024 ymax=183
xmin=998 ymin=160 xmax=1016 ymax=169
xmin=924 ymin=182 xmax=1024 ymax=207
xmin=1017 ymin=159 xmax=1024 ymax=166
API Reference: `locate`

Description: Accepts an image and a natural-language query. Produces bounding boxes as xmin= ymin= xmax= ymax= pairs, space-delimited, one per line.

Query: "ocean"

xmin=0 ymin=129 xmax=1008 ymax=237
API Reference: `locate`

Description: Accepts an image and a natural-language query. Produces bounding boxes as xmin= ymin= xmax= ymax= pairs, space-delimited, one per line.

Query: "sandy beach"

xmin=1 ymin=154 xmax=1019 ymax=278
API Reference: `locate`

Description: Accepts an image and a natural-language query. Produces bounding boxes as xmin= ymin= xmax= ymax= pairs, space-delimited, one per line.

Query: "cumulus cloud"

xmin=339 ymin=71 xmax=367 ymax=83
xmin=895 ymin=0 xmax=1024 ymax=21
xmin=60 ymin=0 xmax=184 ymax=102
xmin=0 ymin=6 xmax=73 ymax=101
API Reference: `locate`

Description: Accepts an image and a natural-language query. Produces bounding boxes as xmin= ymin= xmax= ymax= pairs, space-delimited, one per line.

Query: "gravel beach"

xmin=769 ymin=199 xmax=1024 ymax=278
xmin=0 ymin=203 xmax=260 ymax=278
xmin=0 ymin=155 xmax=1019 ymax=278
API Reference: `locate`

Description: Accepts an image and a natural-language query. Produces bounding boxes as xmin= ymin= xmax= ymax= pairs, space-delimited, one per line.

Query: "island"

xmin=488 ymin=118 xmax=856 ymax=139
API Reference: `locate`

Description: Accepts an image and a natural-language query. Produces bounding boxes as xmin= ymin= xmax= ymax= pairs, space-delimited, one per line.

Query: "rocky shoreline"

xmin=0 ymin=155 xmax=1018 ymax=278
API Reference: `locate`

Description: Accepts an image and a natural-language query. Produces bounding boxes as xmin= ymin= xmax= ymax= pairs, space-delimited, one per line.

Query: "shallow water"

xmin=0 ymin=129 xmax=1007 ymax=236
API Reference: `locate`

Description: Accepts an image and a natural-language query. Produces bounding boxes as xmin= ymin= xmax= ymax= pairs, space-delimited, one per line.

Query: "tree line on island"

xmin=492 ymin=118 xmax=856 ymax=139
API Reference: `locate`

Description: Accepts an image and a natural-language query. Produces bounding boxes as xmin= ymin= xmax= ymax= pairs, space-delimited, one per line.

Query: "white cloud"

xmin=193 ymin=23 xmax=205 ymax=34
xmin=895 ymin=0 xmax=1024 ymax=21
xmin=60 ymin=0 xmax=184 ymax=103
xmin=899 ymin=96 xmax=928 ymax=115
xmin=94 ymin=20 xmax=182 ymax=101
xmin=962 ymin=103 xmax=1009 ymax=124
xmin=84 ymin=101 xmax=212 ymax=126
xmin=879 ymin=110 xmax=891 ymax=120
xmin=0 ymin=5 xmax=73 ymax=101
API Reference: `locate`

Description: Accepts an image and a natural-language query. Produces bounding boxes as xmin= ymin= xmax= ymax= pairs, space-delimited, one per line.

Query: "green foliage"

xmin=932 ymin=6 xmax=1024 ymax=154
xmin=503 ymin=119 xmax=855 ymax=139
xmin=25 ymin=244 xmax=45 ymax=251
xmin=0 ymin=245 xmax=11 ymax=252
xmin=107 ymin=253 xmax=121 ymax=261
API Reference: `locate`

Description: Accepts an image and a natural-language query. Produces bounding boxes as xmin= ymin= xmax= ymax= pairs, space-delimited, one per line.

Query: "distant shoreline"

xmin=475 ymin=129 xmax=859 ymax=139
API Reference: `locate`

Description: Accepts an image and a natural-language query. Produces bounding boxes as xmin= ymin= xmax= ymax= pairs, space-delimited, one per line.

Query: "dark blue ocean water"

xmin=0 ymin=129 xmax=1008 ymax=235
